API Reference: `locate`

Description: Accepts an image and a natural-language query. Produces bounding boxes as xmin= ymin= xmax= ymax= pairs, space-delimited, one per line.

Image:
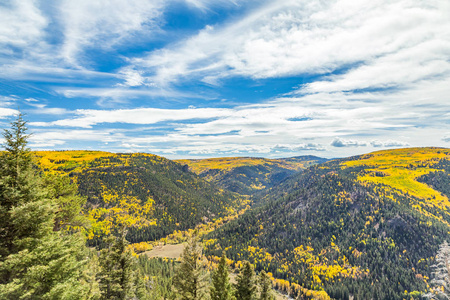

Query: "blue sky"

xmin=0 ymin=0 xmax=449 ymax=159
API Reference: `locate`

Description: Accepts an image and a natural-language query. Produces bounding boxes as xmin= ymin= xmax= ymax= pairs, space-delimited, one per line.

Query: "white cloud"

xmin=30 ymin=107 xmax=232 ymax=128
xmin=331 ymin=137 xmax=367 ymax=148
xmin=304 ymin=39 xmax=450 ymax=94
xmin=132 ymin=0 xmax=450 ymax=88
xmin=273 ymin=143 xmax=325 ymax=152
xmin=183 ymin=0 xmax=246 ymax=11
xmin=0 ymin=0 xmax=48 ymax=51
xmin=117 ymin=69 xmax=148 ymax=87
xmin=26 ymin=72 xmax=450 ymax=156
xmin=57 ymin=0 xmax=166 ymax=66
xmin=29 ymin=128 xmax=125 ymax=149
xmin=0 ymin=95 xmax=19 ymax=107
xmin=0 ymin=108 xmax=18 ymax=118
xmin=54 ymin=86 xmax=201 ymax=105
xmin=370 ymin=140 xmax=410 ymax=148
xmin=28 ymin=107 xmax=68 ymax=115
xmin=2 ymin=0 xmax=450 ymax=158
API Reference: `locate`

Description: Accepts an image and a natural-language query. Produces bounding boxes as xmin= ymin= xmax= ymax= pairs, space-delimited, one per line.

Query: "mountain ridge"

xmin=176 ymin=155 xmax=328 ymax=195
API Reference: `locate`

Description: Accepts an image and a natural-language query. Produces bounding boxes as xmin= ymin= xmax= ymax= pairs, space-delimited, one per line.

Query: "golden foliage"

xmin=176 ymin=157 xmax=308 ymax=174
xmin=342 ymin=147 xmax=450 ymax=209
xmin=88 ymin=190 xmax=156 ymax=238
xmin=34 ymin=150 xmax=114 ymax=174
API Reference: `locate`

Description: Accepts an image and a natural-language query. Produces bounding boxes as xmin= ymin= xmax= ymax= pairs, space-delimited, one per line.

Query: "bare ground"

xmin=143 ymin=243 xmax=185 ymax=259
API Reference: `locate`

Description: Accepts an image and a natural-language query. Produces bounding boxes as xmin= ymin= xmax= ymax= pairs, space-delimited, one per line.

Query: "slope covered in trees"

xmin=176 ymin=156 xmax=327 ymax=195
xmin=34 ymin=151 xmax=247 ymax=244
xmin=205 ymin=147 xmax=450 ymax=299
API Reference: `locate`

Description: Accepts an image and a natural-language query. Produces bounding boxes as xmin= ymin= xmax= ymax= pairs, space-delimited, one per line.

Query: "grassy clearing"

xmin=143 ymin=243 xmax=185 ymax=259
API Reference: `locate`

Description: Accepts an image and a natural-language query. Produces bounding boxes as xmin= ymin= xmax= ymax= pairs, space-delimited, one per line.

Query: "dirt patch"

xmin=143 ymin=243 xmax=185 ymax=259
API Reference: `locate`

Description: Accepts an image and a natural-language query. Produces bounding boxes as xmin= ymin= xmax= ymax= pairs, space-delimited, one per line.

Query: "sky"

xmin=0 ymin=0 xmax=449 ymax=159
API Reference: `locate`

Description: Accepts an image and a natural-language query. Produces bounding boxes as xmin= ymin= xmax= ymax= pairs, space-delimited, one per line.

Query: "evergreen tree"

xmin=0 ymin=113 xmax=100 ymax=299
xmin=173 ymin=234 xmax=208 ymax=300
xmin=210 ymin=252 xmax=233 ymax=300
xmin=0 ymin=113 xmax=48 ymax=258
xmin=258 ymin=271 xmax=274 ymax=300
xmin=98 ymin=233 xmax=138 ymax=299
xmin=43 ymin=173 xmax=89 ymax=232
xmin=234 ymin=261 xmax=256 ymax=300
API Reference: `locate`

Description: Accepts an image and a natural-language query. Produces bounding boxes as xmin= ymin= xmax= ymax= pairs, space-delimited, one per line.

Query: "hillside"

xmin=204 ymin=147 xmax=450 ymax=299
xmin=176 ymin=156 xmax=328 ymax=195
xmin=34 ymin=151 xmax=247 ymax=243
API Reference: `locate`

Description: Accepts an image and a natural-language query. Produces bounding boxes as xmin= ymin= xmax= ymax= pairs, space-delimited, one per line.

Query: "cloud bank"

xmin=0 ymin=0 xmax=449 ymax=158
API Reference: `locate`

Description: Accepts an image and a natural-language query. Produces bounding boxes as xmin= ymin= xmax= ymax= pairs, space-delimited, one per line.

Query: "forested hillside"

xmin=177 ymin=156 xmax=327 ymax=195
xmin=205 ymin=148 xmax=450 ymax=299
xmin=34 ymin=151 xmax=247 ymax=244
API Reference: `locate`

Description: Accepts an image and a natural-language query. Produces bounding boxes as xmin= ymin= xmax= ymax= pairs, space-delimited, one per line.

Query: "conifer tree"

xmin=210 ymin=252 xmax=233 ymax=300
xmin=0 ymin=113 xmax=48 ymax=258
xmin=0 ymin=113 xmax=100 ymax=299
xmin=43 ymin=173 xmax=89 ymax=231
xmin=173 ymin=234 xmax=208 ymax=300
xmin=258 ymin=271 xmax=274 ymax=300
xmin=98 ymin=233 xmax=138 ymax=299
xmin=234 ymin=261 xmax=256 ymax=300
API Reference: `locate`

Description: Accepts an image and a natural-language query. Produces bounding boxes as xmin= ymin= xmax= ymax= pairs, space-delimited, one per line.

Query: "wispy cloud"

xmin=130 ymin=0 xmax=450 ymax=87
xmin=58 ymin=0 xmax=167 ymax=66
xmin=29 ymin=128 xmax=125 ymax=148
xmin=30 ymin=107 xmax=232 ymax=128
xmin=370 ymin=140 xmax=409 ymax=148
xmin=0 ymin=0 xmax=48 ymax=54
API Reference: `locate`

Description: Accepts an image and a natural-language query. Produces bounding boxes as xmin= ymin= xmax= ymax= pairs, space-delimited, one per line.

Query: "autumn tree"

xmin=210 ymin=252 xmax=233 ymax=300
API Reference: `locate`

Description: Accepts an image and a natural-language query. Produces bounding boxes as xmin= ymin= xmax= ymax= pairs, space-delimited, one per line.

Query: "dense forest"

xmin=34 ymin=150 xmax=247 ymax=245
xmin=205 ymin=148 xmax=450 ymax=299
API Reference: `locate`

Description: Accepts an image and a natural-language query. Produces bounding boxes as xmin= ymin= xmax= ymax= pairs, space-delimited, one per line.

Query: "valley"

xmin=32 ymin=147 xmax=450 ymax=299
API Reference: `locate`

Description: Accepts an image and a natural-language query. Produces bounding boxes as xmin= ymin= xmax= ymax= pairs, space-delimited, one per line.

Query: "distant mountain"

xmin=205 ymin=148 xmax=450 ymax=299
xmin=176 ymin=156 xmax=328 ymax=195
xmin=34 ymin=151 xmax=246 ymax=244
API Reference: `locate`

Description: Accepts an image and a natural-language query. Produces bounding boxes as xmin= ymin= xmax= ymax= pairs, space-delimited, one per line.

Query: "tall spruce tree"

xmin=0 ymin=113 xmax=48 ymax=258
xmin=210 ymin=252 xmax=233 ymax=300
xmin=258 ymin=271 xmax=274 ymax=300
xmin=234 ymin=261 xmax=256 ymax=300
xmin=173 ymin=234 xmax=208 ymax=300
xmin=0 ymin=113 xmax=100 ymax=299
xmin=98 ymin=234 xmax=136 ymax=299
